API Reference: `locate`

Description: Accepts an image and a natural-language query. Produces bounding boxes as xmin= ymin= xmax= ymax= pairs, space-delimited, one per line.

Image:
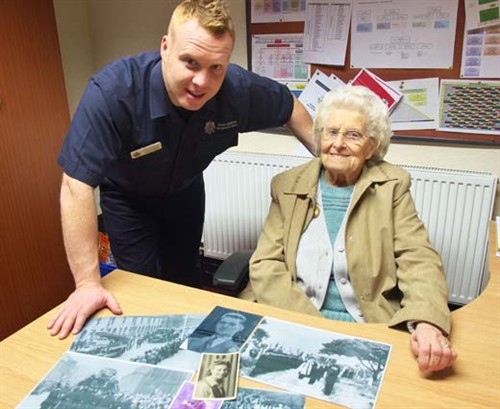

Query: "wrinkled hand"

xmin=410 ymin=322 xmax=458 ymax=373
xmin=47 ymin=282 xmax=122 ymax=340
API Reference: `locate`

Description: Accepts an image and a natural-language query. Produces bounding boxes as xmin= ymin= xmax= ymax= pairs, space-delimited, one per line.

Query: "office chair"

xmin=211 ymin=249 xmax=253 ymax=296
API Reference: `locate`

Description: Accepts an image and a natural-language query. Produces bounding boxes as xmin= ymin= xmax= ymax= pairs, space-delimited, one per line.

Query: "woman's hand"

xmin=410 ymin=322 xmax=458 ymax=373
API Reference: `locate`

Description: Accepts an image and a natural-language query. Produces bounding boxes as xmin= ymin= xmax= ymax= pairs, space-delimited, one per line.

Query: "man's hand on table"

xmin=47 ymin=281 xmax=122 ymax=340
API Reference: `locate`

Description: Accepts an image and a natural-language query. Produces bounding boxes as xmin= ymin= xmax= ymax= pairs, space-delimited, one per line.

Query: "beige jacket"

xmin=240 ymin=158 xmax=451 ymax=334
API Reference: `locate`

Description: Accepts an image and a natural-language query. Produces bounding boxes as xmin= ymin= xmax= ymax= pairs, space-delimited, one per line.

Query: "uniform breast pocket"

xmin=112 ymin=146 xmax=173 ymax=195
xmin=195 ymin=130 xmax=238 ymax=169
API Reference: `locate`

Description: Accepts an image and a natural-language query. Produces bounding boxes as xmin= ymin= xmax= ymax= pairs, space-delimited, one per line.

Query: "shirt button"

xmin=338 ymin=247 xmax=344 ymax=253
xmin=340 ymin=278 xmax=347 ymax=285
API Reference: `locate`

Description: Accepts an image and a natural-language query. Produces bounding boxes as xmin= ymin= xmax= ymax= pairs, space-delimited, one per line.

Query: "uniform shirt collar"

xmin=149 ymin=59 xmax=174 ymax=119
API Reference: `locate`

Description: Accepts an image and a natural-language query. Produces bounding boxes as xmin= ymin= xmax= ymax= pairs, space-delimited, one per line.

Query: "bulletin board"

xmin=246 ymin=1 xmax=499 ymax=146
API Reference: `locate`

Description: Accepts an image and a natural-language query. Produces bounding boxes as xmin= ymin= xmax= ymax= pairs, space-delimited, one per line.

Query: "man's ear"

xmin=160 ymin=35 xmax=169 ymax=58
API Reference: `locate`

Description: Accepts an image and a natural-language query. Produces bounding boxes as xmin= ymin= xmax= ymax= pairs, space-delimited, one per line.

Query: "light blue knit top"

xmin=319 ymin=172 xmax=355 ymax=322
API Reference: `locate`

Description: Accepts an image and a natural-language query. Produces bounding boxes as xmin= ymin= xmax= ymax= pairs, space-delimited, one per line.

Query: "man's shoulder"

xmin=223 ymin=63 xmax=285 ymax=92
xmin=224 ymin=63 xmax=250 ymax=80
xmin=92 ymin=51 xmax=161 ymax=88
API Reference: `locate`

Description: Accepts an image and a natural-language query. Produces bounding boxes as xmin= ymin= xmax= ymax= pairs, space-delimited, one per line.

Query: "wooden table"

xmin=1 ymin=223 xmax=498 ymax=408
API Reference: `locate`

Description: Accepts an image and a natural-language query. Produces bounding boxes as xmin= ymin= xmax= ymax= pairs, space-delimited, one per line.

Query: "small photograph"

xmin=70 ymin=314 xmax=205 ymax=371
xmin=193 ymin=352 xmax=240 ymax=400
xmin=240 ymin=317 xmax=392 ymax=409
xmin=169 ymin=381 xmax=223 ymax=409
xmin=183 ymin=306 xmax=263 ymax=354
xmin=17 ymin=351 xmax=192 ymax=409
xmin=220 ymin=386 xmax=305 ymax=409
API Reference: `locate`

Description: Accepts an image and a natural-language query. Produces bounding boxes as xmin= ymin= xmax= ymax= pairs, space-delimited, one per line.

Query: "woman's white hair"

xmin=313 ymin=84 xmax=393 ymax=162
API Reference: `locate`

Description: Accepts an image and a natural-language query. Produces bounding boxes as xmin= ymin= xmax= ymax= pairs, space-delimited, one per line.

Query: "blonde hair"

xmin=168 ymin=0 xmax=235 ymax=42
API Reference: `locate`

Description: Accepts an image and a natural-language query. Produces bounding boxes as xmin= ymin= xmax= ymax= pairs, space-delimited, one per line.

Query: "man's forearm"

xmin=60 ymin=173 xmax=101 ymax=287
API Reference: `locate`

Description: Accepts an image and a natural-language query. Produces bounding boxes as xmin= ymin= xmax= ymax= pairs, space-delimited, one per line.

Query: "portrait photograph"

xmin=193 ymin=352 xmax=240 ymax=400
xmin=183 ymin=306 xmax=263 ymax=354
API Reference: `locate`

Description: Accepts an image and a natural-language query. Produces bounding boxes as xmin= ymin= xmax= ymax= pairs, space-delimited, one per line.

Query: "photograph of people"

xmin=240 ymin=84 xmax=458 ymax=373
xmin=47 ymin=0 xmax=314 ymax=340
xmin=188 ymin=310 xmax=249 ymax=353
xmin=193 ymin=354 xmax=238 ymax=400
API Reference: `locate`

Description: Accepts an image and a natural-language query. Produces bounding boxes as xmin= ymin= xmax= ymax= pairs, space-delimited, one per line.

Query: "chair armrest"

xmin=212 ymin=250 xmax=253 ymax=295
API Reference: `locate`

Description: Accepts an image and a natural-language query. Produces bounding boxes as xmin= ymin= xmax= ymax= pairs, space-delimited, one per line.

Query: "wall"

xmin=53 ymin=0 xmax=93 ymax=115
xmin=53 ymin=0 xmax=499 ymax=217
xmin=1 ymin=0 xmax=75 ymax=339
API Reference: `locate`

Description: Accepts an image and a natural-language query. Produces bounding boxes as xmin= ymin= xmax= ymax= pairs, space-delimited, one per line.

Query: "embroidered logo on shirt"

xmin=205 ymin=121 xmax=216 ymax=135
xmin=204 ymin=120 xmax=238 ymax=135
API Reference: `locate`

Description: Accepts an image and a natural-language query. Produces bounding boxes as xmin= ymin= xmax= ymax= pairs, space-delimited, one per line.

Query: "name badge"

xmin=130 ymin=142 xmax=162 ymax=159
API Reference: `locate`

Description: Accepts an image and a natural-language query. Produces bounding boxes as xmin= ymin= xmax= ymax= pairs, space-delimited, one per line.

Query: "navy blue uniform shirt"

xmin=58 ymin=52 xmax=294 ymax=198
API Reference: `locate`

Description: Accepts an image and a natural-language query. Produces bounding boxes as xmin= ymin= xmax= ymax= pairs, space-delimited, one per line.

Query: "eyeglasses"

xmin=320 ymin=127 xmax=365 ymax=142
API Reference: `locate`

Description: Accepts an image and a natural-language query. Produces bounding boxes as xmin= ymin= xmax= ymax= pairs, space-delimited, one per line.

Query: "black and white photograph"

xmin=168 ymin=381 xmax=222 ymax=409
xmin=220 ymin=386 xmax=305 ymax=409
xmin=183 ymin=306 xmax=263 ymax=354
xmin=17 ymin=351 xmax=193 ymax=409
xmin=70 ymin=314 xmax=205 ymax=371
xmin=240 ymin=318 xmax=392 ymax=409
xmin=193 ymin=352 xmax=240 ymax=401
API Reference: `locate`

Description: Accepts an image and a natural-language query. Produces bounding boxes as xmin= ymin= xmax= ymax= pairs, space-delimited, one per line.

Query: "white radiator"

xmin=203 ymin=151 xmax=497 ymax=304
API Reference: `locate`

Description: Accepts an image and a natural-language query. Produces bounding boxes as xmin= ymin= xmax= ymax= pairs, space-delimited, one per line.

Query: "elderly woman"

xmin=240 ymin=85 xmax=457 ymax=373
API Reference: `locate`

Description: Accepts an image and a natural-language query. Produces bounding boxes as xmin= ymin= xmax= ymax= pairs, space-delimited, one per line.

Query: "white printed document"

xmin=387 ymin=78 xmax=439 ymax=131
xmin=302 ymin=0 xmax=352 ymax=66
xmin=464 ymin=0 xmax=500 ymax=29
xmin=460 ymin=23 xmax=500 ymax=78
xmin=252 ymin=34 xmax=309 ymax=81
xmin=251 ymin=0 xmax=306 ymax=23
xmin=351 ymin=0 xmax=459 ymax=68
xmin=298 ymin=69 xmax=346 ymax=118
xmin=437 ymin=80 xmax=500 ymax=136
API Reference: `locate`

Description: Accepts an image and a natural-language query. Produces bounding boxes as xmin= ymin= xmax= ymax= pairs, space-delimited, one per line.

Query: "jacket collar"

xmin=350 ymin=161 xmax=396 ymax=208
xmin=284 ymin=158 xmax=322 ymax=198
xmin=283 ymin=158 xmax=395 ymax=205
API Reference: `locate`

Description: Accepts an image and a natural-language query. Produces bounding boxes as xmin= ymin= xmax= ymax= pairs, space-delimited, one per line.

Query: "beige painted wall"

xmin=53 ymin=0 xmax=93 ymax=115
xmin=53 ymin=0 xmax=499 ymax=217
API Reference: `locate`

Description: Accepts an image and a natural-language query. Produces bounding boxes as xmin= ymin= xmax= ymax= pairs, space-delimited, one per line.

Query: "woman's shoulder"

xmin=273 ymin=158 xmax=320 ymax=183
xmin=369 ymin=161 xmax=412 ymax=182
xmin=269 ymin=158 xmax=321 ymax=195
